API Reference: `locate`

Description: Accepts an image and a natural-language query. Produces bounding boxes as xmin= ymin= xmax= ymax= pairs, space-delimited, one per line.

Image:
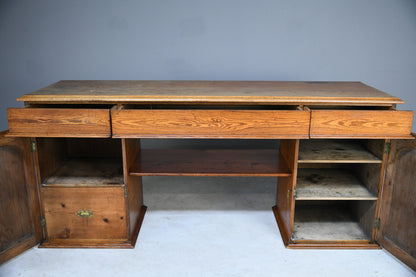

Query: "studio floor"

xmin=1 ymin=177 xmax=415 ymax=277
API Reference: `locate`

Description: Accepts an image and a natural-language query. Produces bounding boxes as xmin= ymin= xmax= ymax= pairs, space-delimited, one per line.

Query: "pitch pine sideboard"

xmin=1 ymin=81 xmax=415 ymax=270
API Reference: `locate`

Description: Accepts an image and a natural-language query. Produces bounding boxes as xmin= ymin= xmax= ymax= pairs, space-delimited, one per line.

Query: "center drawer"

xmin=111 ymin=108 xmax=310 ymax=139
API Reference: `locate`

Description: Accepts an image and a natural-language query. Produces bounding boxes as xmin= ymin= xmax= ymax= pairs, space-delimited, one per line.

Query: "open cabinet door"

xmin=377 ymin=138 xmax=416 ymax=271
xmin=0 ymin=131 xmax=42 ymax=264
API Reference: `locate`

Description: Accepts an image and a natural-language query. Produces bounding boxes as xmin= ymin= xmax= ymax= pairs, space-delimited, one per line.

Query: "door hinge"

xmin=374 ymin=218 xmax=380 ymax=230
xmin=293 ymin=186 xmax=297 ymax=199
xmin=40 ymin=217 xmax=46 ymax=228
xmin=124 ymin=186 xmax=128 ymax=198
xmin=31 ymin=141 xmax=37 ymax=152
xmin=384 ymin=142 xmax=391 ymax=154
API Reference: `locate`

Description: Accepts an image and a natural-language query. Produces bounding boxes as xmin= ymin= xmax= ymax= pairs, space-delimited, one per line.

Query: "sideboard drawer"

xmin=42 ymin=186 xmax=127 ymax=240
xmin=111 ymin=109 xmax=310 ymax=138
xmin=7 ymin=108 xmax=111 ymax=137
xmin=310 ymin=110 xmax=414 ymax=138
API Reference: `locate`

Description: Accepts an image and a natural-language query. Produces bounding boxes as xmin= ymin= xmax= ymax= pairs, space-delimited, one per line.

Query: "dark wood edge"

xmin=371 ymin=139 xmax=390 ymax=241
xmin=38 ymin=240 xmax=134 ymax=249
xmin=0 ymin=236 xmax=37 ymax=265
xmin=310 ymin=109 xmax=411 ymax=112
xmin=129 ymin=205 xmax=147 ymax=247
xmin=16 ymin=95 xmax=406 ymax=105
xmin=0 ymin=130 xmax=9 ymax=136
xmin=130 ymin=173 xmax=292 ymax=177
xmin=272 ymin=206 xmax=290 ymax=247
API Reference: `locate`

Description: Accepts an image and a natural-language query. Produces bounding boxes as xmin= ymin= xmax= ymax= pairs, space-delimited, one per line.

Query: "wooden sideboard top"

xmin=18 ymin=80 xmax=403 ymax=105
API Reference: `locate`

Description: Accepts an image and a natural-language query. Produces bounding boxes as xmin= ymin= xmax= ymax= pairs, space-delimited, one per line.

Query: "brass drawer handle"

xmin=77 ymin=210 xmax=93 ymax=218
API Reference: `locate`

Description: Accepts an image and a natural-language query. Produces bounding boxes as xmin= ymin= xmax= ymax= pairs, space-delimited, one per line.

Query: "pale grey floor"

xmin=1 ymin=177 xmax=415 ymax=277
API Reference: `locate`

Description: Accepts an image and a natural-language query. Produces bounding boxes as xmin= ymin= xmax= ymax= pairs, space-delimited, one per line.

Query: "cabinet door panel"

xmin=0 ymin=133 xmax=40 ymax=264
xmin=378 ymin=138 xmax=416 ymax=271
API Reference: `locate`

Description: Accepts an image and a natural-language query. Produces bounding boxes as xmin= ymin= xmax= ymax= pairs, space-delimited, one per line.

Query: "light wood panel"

xmin=17 ymin=80 xmax=404 ymax=105
xmin=310 ymin=110 xmax=413 ymax=138
xmin=129 ymin=149 xmax=291 ymax=177
xmin=112 ymin=109 xmax=310 ymax=138
xmin=7 ymin=108 xmax=111 ymax=137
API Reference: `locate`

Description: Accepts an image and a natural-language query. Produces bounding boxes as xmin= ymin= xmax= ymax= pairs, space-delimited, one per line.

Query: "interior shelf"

xmin=129 ymin=149 xmax=291 ymax=177
xmin=292 ymin=204 xmax=370 ymax=241
xmin=298 ymin=140 xmax=382 ymax=163
xmin=42 ymin=159 xmax=124 ymax=186
xmin=296 ymin=168 xmax=378 ymax=200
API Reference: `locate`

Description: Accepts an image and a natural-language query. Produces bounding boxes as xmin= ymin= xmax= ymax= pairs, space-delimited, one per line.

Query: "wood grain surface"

xmin=378 ymin=138 xmax=416 ymax=271
xmin=275 ymin=139 xmax=299 ymax=245
xmin=0 ymin=135 xmax=40 ymax=264
xmin=17 ymin=80 xmax=404 ymax=105
xmin=129 ymin=149 xmax=291 ymax=177
xmin=121 ymin=139 xmax=145 ymax=242
xmin=42 ymin=187 xmax=127 ymax=240
xmin=310 ymin=110 xmax=413 ymax=138
xmin=112 ymin=109 xmax=310 ymax=138
xmin=7 ymin=108 xmax=111 ymax=137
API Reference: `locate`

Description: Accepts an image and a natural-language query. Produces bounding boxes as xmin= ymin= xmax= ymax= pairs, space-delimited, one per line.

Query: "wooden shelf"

xmin=129 ymin=149 xmax=291 ymax=177
xmin=296 ymin=169 xmax=378 ymax=200
xmin=43 ymin=159 xmax=123 ymax=186
xmin=292 ymin=205 xmax=370 ymax=241
xmin=298 ymin=140 xmax=382 ymax=163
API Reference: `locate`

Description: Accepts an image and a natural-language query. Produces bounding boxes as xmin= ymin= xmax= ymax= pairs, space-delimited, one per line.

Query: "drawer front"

xmin=111 ymin=109 xmax=310 ymax=138
xmin=7 ymin=108 xmax=111 ymax=137
xmin=310 ymin=110 xmax=414 ymax=138
xmin=42 ymin=187 xmax=127 ymax=240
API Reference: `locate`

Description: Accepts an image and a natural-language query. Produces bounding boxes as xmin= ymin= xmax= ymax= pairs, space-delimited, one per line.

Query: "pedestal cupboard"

xmin=1 ymin=81 xmax=415 ymax=271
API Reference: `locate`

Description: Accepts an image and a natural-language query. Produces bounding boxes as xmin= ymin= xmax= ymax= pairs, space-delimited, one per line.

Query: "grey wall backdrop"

xmin=1 ymin=0 xmax=415 ymax=131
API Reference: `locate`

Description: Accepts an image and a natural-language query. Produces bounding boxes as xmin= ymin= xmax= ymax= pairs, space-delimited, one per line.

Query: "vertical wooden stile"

xmin=273 ymin=139 xmax=299 ymax=245
xmin=121 ymin=138 xmax=146 ymax=245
